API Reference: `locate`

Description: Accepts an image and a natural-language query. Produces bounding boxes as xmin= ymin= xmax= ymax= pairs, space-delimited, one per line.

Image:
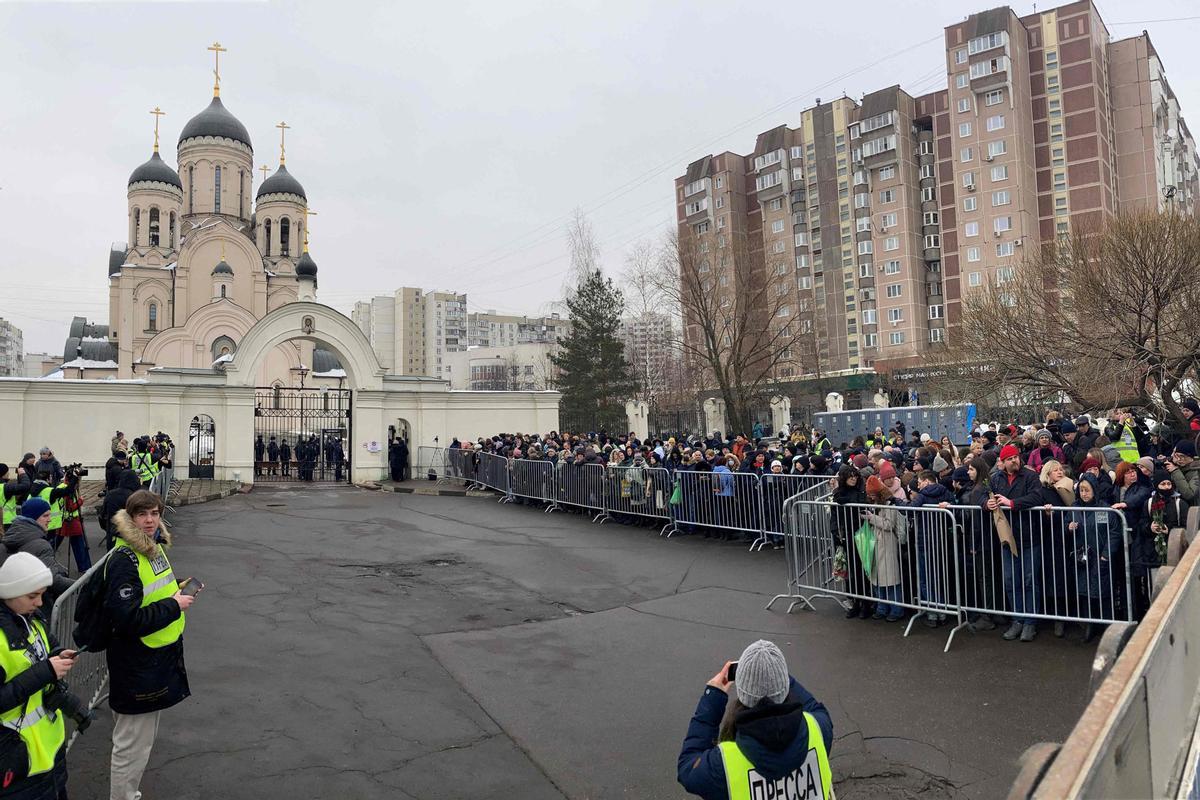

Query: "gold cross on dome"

xmin=259 ymin=164 xmax=270 ymax=183
xmin=207 ymin=42 xmax=227 ymax=97
xmin=302 ymin=207 xmax=317 ymax=252
xmin=149 ymin=106 xmax=165 ymax=153
xmin=276 ymin=121 xmax=290 ymax=165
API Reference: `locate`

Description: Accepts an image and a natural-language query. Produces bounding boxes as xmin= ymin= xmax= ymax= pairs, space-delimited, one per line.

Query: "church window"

xmin=148 ymin=208 xmax=160 ymax=247
xmin=264 ymin=219 xmax=272 ymax=256
xmin=188 ymin=166 xmax=194 ymax=213
xmin=148 ymin=303 xmax=157 ymax=332
xmin=214 ymin=166 xmax=222 ymax=214
xmin=280 ymin=216 xmax=291 ymax=257
xmin=239 ymin=169 xmax=245 ymax=218
xmin=169 ymin=212 xmax=176 ymax=249
xmin=220 ymin=285 xmax=226 ymax=298
xmin=133 ymin=208 xmax=141 ymax=246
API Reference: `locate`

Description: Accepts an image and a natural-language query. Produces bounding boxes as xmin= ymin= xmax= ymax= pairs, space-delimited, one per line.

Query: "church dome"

xmin=211 ymin=259 xmax=234 ymax=276
xmin=128 ymin=151 xmax=182 ymax=189
xmin=256 ymin=164 xmax=306 ymax=200
xmin=179 ymin=97 xmax=252 ymax=148
xmin=295 ymin=251 xmax=318 ymax=277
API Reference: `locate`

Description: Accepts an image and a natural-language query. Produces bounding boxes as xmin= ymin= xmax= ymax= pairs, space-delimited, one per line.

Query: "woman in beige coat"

xmin=864 ymin=475 xmax=905 ymax=621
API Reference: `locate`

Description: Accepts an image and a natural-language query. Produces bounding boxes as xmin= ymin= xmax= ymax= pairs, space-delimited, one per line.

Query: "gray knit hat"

xmin=932 ymin=455 xmax=949 ymax=473
xmin=735 ymin=640 xmax=790 ymax=707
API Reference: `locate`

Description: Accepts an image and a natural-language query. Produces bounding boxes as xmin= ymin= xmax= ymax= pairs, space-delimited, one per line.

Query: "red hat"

xmin=999 ymin=444 xmax=1021 ymax=461
xmin=1081 ymin=457 xmax=1101 ymax=472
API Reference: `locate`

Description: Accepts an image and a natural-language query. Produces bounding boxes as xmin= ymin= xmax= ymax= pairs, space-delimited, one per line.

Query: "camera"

xmin=44 ymin=681 xmax=94 ymax=733
xmin=64 ymin=462 xmax=89 ymax=479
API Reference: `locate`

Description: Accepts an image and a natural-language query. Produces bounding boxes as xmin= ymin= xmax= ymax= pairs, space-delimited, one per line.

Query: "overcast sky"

xmin=2 ymin=0 xmax=1198 ymax=354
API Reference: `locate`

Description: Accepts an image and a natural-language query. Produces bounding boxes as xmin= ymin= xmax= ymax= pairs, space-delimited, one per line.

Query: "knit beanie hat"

xmin=1036 ymin=429 xmax=1053 ymax=442
xmin=932 ymin=456 xmax=949 ymax=473
xmin=1137 ymin=456 xmax=1155 ymax=474
xmin=999 ymin=444 xmax=1020 ymax=461
xmin=851 ymin=454 xmax=868 ymax=469
xmin=1153 ymin=468 xmax=1174 ymax=489
xmin=1059 ymin=420 xmax=1077 ymax=434
xmin=735 ymin=640 xmax=790 ymax=708
xmin=1184 ymin=399 xmax=1200 ymax=415
xmin=951 ymin=466 xmax=970 ymax=483
xmin=1081 ymin=457 xmax=1102 ymax=472
xmin=865 ymin=475 xmax=885 ymax=495
xmin=878 ymin=461 xmax=897 ymax=482
xmin=1102 ymin=445 xmax=1121 ymax=465
xmin=19 ymin=498 xmax=51 ymax=521
xmin=0 ymin=552 xmax=52 ymax=599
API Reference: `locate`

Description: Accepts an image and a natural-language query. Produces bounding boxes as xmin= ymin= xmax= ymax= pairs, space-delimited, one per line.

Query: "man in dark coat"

xmin=266 ymin=436 xmax=279 ymax=476
xmin=279 ymin=438 xmax=292 ymax=477
xmin=254 ymin=435 xmax=265 ymax=476
xmin=100 ymin=469 xmax=143 ymax=549
xmin=984 ymin=444 xmax=1046 ymax=642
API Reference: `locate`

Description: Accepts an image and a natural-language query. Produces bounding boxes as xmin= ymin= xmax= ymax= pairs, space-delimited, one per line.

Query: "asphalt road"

xmin=67 ymin=486 xmax=1097 ymax=799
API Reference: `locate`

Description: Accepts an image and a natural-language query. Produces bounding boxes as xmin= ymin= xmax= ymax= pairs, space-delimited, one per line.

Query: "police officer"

xmin=678 ymin=640 xmax=833 ymax=800
xmin=0 ymin=552 xmax=78 ymax=799
xmin=105 ymin=490 xmax=194 ymax=800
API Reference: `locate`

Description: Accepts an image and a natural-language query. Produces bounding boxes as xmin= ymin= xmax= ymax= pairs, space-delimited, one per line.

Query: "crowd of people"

xmin=253 ymin=433 xmax=345 ymax=481
xmin=0 ymin=428 xmax=195 ymax=799
xmin=449 ymin=403 xmax=1199 ymax=641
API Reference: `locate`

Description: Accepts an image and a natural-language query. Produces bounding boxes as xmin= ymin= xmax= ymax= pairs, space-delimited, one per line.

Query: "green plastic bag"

xmin=854 ymin=521 xmax=876 ymax=584
xmin=669 ymin=481 xmax=682 ymax=505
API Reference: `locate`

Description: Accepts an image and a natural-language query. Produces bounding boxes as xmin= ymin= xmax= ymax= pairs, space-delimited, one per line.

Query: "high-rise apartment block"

xmin=352 ymin=288 xmax=467 ymax=380
xmin=0 ymin=320 xmax=23 ymax=376
xmin=675 ymin=0 xmax=1197 ymax=387
xmin=467 ymin=311 xmax=569 ymax=348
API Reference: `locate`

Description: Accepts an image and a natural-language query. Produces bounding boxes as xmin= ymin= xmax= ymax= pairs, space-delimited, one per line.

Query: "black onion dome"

xmin=128 ymin=151 xmax=182 ymax=189
xmin=295 ymin=251 xmax=318 ymax=277
xmin=256 ymin=164 xmax=306 ymax=200
xmin=211 ymin=260 xmax=233 ymax=276
xmin=178 ymin=97 xmax=252 ymax=148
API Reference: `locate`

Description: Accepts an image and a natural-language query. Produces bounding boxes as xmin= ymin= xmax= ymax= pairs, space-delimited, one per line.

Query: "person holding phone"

xmin=0 ymin=552 xmax=77 ymax=799
xmin=105 ymin=490 xmax=195 ymax=800
xmin=677 ymin=640 xmax=833 ymax=800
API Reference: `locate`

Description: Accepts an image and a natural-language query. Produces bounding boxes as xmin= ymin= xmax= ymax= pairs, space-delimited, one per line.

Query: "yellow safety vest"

xmin=36 ymin=486 xmax=64 ymax=532
xmin=719 ymin=712 xmax=833 ymax=800
xmin=132 ymin=453 xmax=156 ymax=483
xmin=2 ymin=485 xmax=18 ymax=526
xmin=0 ymin=617 xmax=65 ymax=778
xmin=111 ymin=537 xmax=185 ymax=648
xmin=1113 ymin=423 xmax=1139 ymax=464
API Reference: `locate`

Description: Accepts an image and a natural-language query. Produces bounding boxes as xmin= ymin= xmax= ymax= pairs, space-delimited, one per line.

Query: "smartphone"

xmin=727 ymin=661 xmax=738 ymax=681
xmin=180 ymin=579 xmax=204 ymax=597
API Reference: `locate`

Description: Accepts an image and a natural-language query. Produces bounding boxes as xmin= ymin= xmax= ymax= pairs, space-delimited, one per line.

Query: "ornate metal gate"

xmin=188 ymin=414 xmax=216 ymax=480
xmin=253 ymin=387 xmax=352 ymax=483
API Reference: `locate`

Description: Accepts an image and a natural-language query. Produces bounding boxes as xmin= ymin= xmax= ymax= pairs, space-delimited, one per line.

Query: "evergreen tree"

xmin=551 ymin=270 xmax=637 ymax=433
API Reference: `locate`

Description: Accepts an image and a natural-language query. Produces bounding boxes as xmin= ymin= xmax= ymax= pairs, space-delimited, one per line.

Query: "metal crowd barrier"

xmin=510 ymin=460 xmax=560 ymax=512
xmin=473 ymin=452 xmax=512 ymax=499
xmin=755 ymin=474 xmax=836 ymax=552
xmin=444 ymin=448 xmax=478 ymax=486
xmin=415 ymin=446 xmax=445 ymax=480
xmin=600 ymin=466 xmax=672 ymax=528
xmin=555 ymin=462 xmax=606 ymax=518
xmin=768 ymin=499 xmax=1134 ymax=651
xmin=49 ymin=548 xmax=116 ymax=751
xmin=666 ymin=471 xmax=763 ymax=541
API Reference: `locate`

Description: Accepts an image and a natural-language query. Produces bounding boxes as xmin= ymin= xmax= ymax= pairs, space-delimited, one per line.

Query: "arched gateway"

xmin=221 ymin=302 xmax=388 ymax=484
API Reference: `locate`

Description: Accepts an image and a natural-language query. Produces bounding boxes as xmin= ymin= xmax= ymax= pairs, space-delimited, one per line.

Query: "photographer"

xmin=32 ymin=451 xmax=61 ymax=489
xmin=2 ymin=499 xmax=75 ymax=612
xmin=0 ymin=464 xmax=32 ymax=532
xmin=0 ymin=552 xmax=81 ymax=800
xmin=678 ymin=640 xmax=833 ymax=800
xmin=105 ymin=490 xmax=193 ymax=800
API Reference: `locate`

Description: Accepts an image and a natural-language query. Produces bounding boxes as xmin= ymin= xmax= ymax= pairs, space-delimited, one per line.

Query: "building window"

xmin=776 ymin=305 xmax=790 ymax=317
xmin=794 ymin=232 xmax=808 ymax=246
xmin=986 ymin=115 xmax=1005 ymax=131
xmin=991 ymin=165 xmax=1009 ymax=181
xmin=930 ymin=328 xmax=944 ymax=343
xmin=965 ymin=221 xmax=979 ymax=237
xmin=859 ymin=262 xmax=872 ymax=278
xmin=1052 ymin=147 xmax=1065 ymax=167
xmin=921 ymin=186 xmax=935 ymax=202
xmin=148 ymin=208 xmax=160 ymax=246
xmin=923 ymin=211 xmax=939 ymax=226
xmin=956 ymin=73 xmax=968 ymax=89
xmin=929 ymin=304 xmax=944 ymax=319
xmin=1055 ymin=196 xmax=1069 ymax=214
xmin=188 ymin=165 xmax=194 ymax=213
xmin=880 ymin=212 xmax=897 ymax=228
xmin=920 ymin=163 xmax=935 ymax=180
xmin=133 ymin=208 xmax=141 ymax=245
xmin=1056 ymin=220 xmax=1070 ymax=235
xmin=264 ymin=219 xmax=272 ymax=256
xmin=883 ymin=236 xmax=898 ymax=251
xmin=992 ymin=190 xmax=1011 ymax=206
xmin=772 ymin=219 xmax=785 ymax=233
xmin=923 ymin=234 xmax=941 ymax=249
xmin=148 ymin=303 xmax=157 ymax=331
xmin=994 ymin=216 xmax=1013 ymax=233
xmin=879 ymin=189 xmax=896 ymax=203
xmin=889 ymin=332 xmax=905 ymax=345
xmin=1053 ymin=171 xmax=1067 ymax=191
xmin=716 ymin=175 xmax=724 ymax=188
xmin=772 ymin=241 xmax=786 ymax=253
xmin=879 ymin=165 xmax=896 ymax=180
xmin=968 ymin=271 xmax=982 ymax=287
xmin=884 ymin=260 xmax=901 ymax=275
xmin=963 ymin=196 xmax=977 ymax=212
xmin=967 ymin=246 xmax=981 ymax=262
xmin=955 ymin=48 xmax=967 ymax=64
xmin=1045 ymin=49 xmax=1058 ymax=67
xmin=959 ymin=122 xmax=972 ymax=138
xmin=960 ymin=147 xmax=974 ymax=163
xmin=280 ymin=216 xmax=291 ymax=256
xmin=798 ymin=276 xmax=811 ymax=289
xmin=997 ymin=242 xmax=1015 ymax=257
xmin=862 ymin=309 xmax=877 ymax=325
xmin=919 ymin=140 xmax=934 ymax=156
xmin=220 ymin=284 xmax=226 ymax=298
xmin=857 ymin=241 xmax=873 ymax=255
xmin=1047 ymin=75 xmax=1060 ymax=94
xmin=957 ymin=98 xmax=971 ymax=113
xmin=856 ymin=217 xmax=872 ymax=233
xmin=239 ymin=169 xmax=245 ymax=217
xmin=1050 ymin=123 xmax=1064 ymax=142
xmin=987 ymin=140 xmax=1007 ymax=158
xmin=962 ymin=171 xmax=976 ymax=188
xmin=997 ymin=267 xmax=1016 ymax=284
xmin=886 ymin=283 xmax=902 ymax=298
xmin=985 ymin=90 xmax=1004 ymax=106
xmin=864 ymin=333 xmax=878 ymax=347
xmin=769 ymin=197 xmax=784 ymax=211
xmin=214 ymin=165 xmax=222 ymax=214
xmin=888 ymin=308 xmax=903 ymax=323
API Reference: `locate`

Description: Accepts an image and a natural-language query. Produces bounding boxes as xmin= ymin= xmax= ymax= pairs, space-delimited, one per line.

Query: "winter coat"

xmin=1026 ymin=444 xmax=1065 ymax=474
xmin=0 ymin=604 xmax=67 ymax=800
xmin=1070 ymin=475 xmax=1124 ymax=601
xmin=104 ymin=510 xmax=190 ymax=715
xmin=908 ymin=481 xmax=955 ymax=545
xmin=1169 ymin=460 xmax=1200 ymax=505
xmin=862 ymin=501 xmax=903 ymax=587
xmin=100 ymin=469 xmax=144 ymax=543
xmin=1139 ymin=490 xmax=1190 ymax=569
xmin=0 ymin=518 xmax=73 ymax=608
xmin=830 ymin=483 xmax=867 ymax=546
xmin=32 ymin=458 xmax=62 ymax=486
xmin=985 ymin=467 xmax=1045 ymax=538
xmin=677 ymin=677 xmax=833 ymax=800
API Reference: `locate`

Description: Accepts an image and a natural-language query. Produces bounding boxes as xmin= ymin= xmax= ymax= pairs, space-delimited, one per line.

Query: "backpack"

xmin=70 ymin=551 xmax=122 ymax=652
xmin=895 ymin=509 xmax=909 ymax=546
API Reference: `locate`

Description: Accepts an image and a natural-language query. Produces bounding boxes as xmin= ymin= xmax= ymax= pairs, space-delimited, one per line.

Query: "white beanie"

xmin=0 ymin=553 xmax=53 ymax=599
xmin=735 ymin=639 xmax=790 ymax=708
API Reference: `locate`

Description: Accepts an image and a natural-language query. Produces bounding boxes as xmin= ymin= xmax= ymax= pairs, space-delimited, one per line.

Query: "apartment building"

xmin=351 ymin=287 xmax=466 ymax=379
xmin=467 ymin=311 xmax=569 ymax=348
xmin=0 ymin=320 xmax=22 ymax=376
xmin=675 ymin=0 xmax=1197 ymax=386
xmin=442 ymin=342 xmax=558 ymax=391
xmin=619 ymin=312 xmax=675 ymax=387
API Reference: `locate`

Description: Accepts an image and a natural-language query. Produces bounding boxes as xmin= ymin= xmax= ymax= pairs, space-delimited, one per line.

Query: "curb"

xmin=171 ymin=485 xmax=241 ymax=507
xmin=378 ymin=482 xmax=468 ymax=497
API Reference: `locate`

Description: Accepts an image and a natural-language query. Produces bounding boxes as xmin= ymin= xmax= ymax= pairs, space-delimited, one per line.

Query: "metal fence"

xmin=600 ymin=466 xmax=672 ymax=526
xmin=473 ymin=452 xmax=512 ymax=498
xmin=667 ymin=471 xmax=763 ymax=541
xmin=510 ymin=460 xmax=559 ymax=511
xmin=49 ymin=549 xmax=116 ymax=751
xmin=756 ymin=474 xmax=836 ymax=552
xmin=767 ymin=498 xmax=1134 ymax=651
xmin=555 ymin=463 xmax=606 ymax=518
xmin=414 ymin=446 xmax=444 ymax=480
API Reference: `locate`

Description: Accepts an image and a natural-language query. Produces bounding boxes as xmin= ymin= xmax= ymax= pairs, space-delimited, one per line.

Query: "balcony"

xmin=969 ymin=55 xmax=1010 ymax=91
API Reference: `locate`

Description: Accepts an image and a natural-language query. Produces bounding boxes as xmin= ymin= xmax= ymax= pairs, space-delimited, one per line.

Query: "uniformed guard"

xmin=678 ymin=640 xmax=834 ymax=800
xmin=0 ymin=552 xmax=78 ymax=797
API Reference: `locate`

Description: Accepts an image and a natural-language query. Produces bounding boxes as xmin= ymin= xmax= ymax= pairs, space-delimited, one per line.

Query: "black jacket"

xmin=100 ymin=470 xmax=144 ymax=543
xmin=1 ymin=518 xmax=73 ymax=607
xmin=104 ymin=511 xmax=189 ymax=715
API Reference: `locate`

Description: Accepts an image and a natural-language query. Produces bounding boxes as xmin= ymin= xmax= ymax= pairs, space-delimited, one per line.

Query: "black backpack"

xmin=70 ymin=553 xmax=120 ymax=652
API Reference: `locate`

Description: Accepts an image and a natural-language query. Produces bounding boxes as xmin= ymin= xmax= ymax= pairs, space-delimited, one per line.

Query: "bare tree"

xmin=656 ymin=225 xmax=814 ymax=435
xmin=565 ymin=208 xmax=601 ymax=288
xmin=925 ymin=211 xmax=1200 ymax=423
xmin=620 ymin=239 xmax=677 ymax=409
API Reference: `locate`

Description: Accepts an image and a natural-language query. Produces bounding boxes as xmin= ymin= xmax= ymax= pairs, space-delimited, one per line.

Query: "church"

xmin=61 ymin=47 xmax=342 ymax=387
